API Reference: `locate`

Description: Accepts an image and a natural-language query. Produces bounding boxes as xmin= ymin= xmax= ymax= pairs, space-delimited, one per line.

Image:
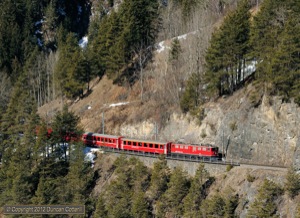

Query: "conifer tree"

xmin=183 ymin=164 xmax=210 ymax=217
xmin=200 ymin=194 xmax=226 ymax=217
xmin=248 ymin=179 xmax=283 ymax=217
xmin=51 ymin=105 xmax=80 ymax=161
xmin=159 ymin=167 xmax=189 ymax=217
xmin=0 ymin=74 xmax=40 ymax=205
xmin=105 ymin=173 xmax=133 ymax=217
xmin=94 ymin=195 xmax=108 ymax=218
xmin=131 ymin=191 xmax=150 ymax=218
xmin=205 ymin=0 xmax=251 ymax=96
xmin=180 ymin=72 xmax=202 ymax=113
xmin=66 ymin=142 xmax=93 ymax=205
xmin=285 ymin=167 xmax=300 ymax=198
xmin=148 ymin=156 xmax=170 ymax=201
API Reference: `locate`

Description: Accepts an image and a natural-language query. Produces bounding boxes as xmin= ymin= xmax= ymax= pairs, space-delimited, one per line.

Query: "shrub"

xmin=246 ymin=174 xmax=256 ymax=183
xmin=226 ymin=165 xmax=233 ymax=172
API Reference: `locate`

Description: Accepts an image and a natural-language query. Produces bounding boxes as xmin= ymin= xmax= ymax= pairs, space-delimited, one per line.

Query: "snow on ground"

xmin=35 ymin=20 xmax=44 ymax=26
xmin=155 ymin=31 xmax=198 ymax=53
xmin=109 ymin=102 xmax=129 ymax=107
xmin=156 ymin=41 xmax=170 ymax=53
xmin=79 ymin=36 xmax=88 ymax=48
xmin=83 ymin=147 xmax=103 ymax=167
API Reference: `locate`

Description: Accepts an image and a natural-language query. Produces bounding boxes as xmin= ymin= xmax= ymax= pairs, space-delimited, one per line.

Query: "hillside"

xmin=1 ymin=0 xmax=300 ymax=217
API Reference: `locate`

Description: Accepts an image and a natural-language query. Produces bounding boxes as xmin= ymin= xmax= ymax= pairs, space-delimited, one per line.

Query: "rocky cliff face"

xmin=118 ymin=85 xmax=300 ymax=168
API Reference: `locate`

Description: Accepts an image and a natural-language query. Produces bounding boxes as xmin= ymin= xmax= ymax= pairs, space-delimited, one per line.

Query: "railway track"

xmin=92 ymin=147 xmax=288 ymax=171
xmin=95 ymin=146 xmax=241 ymax=166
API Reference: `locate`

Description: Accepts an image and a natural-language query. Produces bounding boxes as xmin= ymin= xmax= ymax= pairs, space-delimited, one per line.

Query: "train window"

xmin=180 ymin=145 xmax=184 ymax=149
xmin=155 ymin=144 xmax=158 ymax=148
xmin=185 ymin=146 xmax=188 ymax=149
xmin=207 ymin=148 xmax=210 ymax=151
xmin=133 ymin=142 xmax=136 ymax=146
xmin=175 ymin=145 xmax=179 ymax=149
xmin=138 ymin=142 xmax=142 ymax=146
xmin=203 ymin=148 xmax=206 ymax=151
xmin=144 ymin=143 xmax=148 ymax=147
xmin=150 ymin=144 xmax=153 ymax=148
xmin=160 ymin=145 xmax=163 ymax=149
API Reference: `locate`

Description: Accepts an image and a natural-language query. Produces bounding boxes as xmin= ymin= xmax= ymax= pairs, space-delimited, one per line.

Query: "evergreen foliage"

xmin=180 ymin=73 xmax=202 ymax=113
xmin=248 ymin=179 xmax=283 ymax=217
xmin=101 ymin=156 xmax=151 ymax=218
xmin=183 ymin=164 xmax=210 ymax=217
xmin=88 ymin=0 xmax=159 ymax=83
xmin=202 ymin=194 xmax=226 ymax=217
xmin=205 ymin=0 xmax=251 ymax=96
xmin=285 ymin=167 xmax=300 ymax=198
xmin=0 ymin=75 xmax=40 ymax=206
xmin=250 ymin=0 xmax=300 ymax=103
xmin=158 ymin=167 xmax=190 ymax=217
xmin=169 ymin=38 xmax=182 ymax=61
xmin=94 ymin=195 xmax=108 ymax=218
xmin=171 ymin=0 xmax=204 ymax=21
xmin=148 ymin=155 xmax=170 ymax=200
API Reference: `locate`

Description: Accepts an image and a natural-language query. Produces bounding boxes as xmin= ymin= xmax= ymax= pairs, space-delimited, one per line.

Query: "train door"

xmin=165 ymin=142 xmax=171 ymax=154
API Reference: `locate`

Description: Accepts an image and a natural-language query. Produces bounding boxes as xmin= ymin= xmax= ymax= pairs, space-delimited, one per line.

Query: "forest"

xmin=0 ymin=0 xmax=300 ymax=217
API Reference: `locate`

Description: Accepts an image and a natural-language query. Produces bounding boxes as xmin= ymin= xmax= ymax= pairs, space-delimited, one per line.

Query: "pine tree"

xmin=160 ymin=167 xmax=190 ymax=217
xmin=183 ymin=164 xmax=210 ymax=217
xmin=205 ymin=0 xmax=251 ymax=96
xmin=131 ymin=191 xmax=150 ymax=218
xmin=148 ymin=156 xmax=170 ymax=201
xmin=66 ymin=142 xmax=93 ymax=205
xmin=51 ymin=105 xmax=80 ymax=161
xmin=105 ymin=173 xmax=133 ymax=217
xmin=0 ymin=74 xmax=40 ymax=205
xmin=200 ymin=194 xmax=226 ymax=217
xmin=180 ymin=72 xmax=202 ymax=113
xmin=285 ymin=167 xmax=300 ymax=198
xmin=94 ymin=195 xmax=108 ymax=218
xmin=248 ymin=179 xmax=283 ymax=217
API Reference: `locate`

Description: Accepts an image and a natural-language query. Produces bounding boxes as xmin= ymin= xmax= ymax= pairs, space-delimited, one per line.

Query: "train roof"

xmin=83 ymin=132 xmax=121 ymax=139
xmin=173 ymin=142 xmax=218 ymax=148
xmin=122 ymin=137 xmax=168 ymax=144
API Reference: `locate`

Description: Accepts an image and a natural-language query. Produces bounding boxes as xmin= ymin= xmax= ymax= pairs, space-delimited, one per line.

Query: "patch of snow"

xmin=156 ymin=41 xmax=171 ymax=53
xmin=109 ymin=102 xmax=129 ymax=107
xmin=37 ymin=38 xmax=43 ymax=47
xmin=79 ymin=36 xmax=88 ymax=48
xmin=83 ymin=147 xmax=103 ymax=167
xmin=177 ymin=33 xmax=187 ymax=40
xmin=35 ymin=30 xmax=43 ymax=35
xmin=78 ymin=5 xmax=82 ymax=14
xmin=58 ymin=7 xmax=66 ymax=16
xmin=35 ymin=20 xmax=44 ymax=26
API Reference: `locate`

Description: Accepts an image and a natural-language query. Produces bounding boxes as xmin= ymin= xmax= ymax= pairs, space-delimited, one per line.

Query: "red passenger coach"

xmin=82 ymin=132 xmax=121 ymax=149
xmin=121 ymin=138 xmax=171 ymax=155
xmin=171 ymin=143 xmax=219 ymax=157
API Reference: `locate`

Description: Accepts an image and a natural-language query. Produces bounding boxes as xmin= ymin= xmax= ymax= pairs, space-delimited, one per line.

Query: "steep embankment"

xmin=39 ymin=30 xmax=300 ymax=169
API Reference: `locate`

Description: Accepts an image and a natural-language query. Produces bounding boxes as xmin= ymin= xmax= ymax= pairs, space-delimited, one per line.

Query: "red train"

xmin=82 ymin=132 xmax=219 ymax=159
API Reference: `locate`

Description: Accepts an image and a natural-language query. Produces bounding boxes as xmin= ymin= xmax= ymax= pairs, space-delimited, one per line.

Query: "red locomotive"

xmin=82 ymin=132 xmax=219 ymax=159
